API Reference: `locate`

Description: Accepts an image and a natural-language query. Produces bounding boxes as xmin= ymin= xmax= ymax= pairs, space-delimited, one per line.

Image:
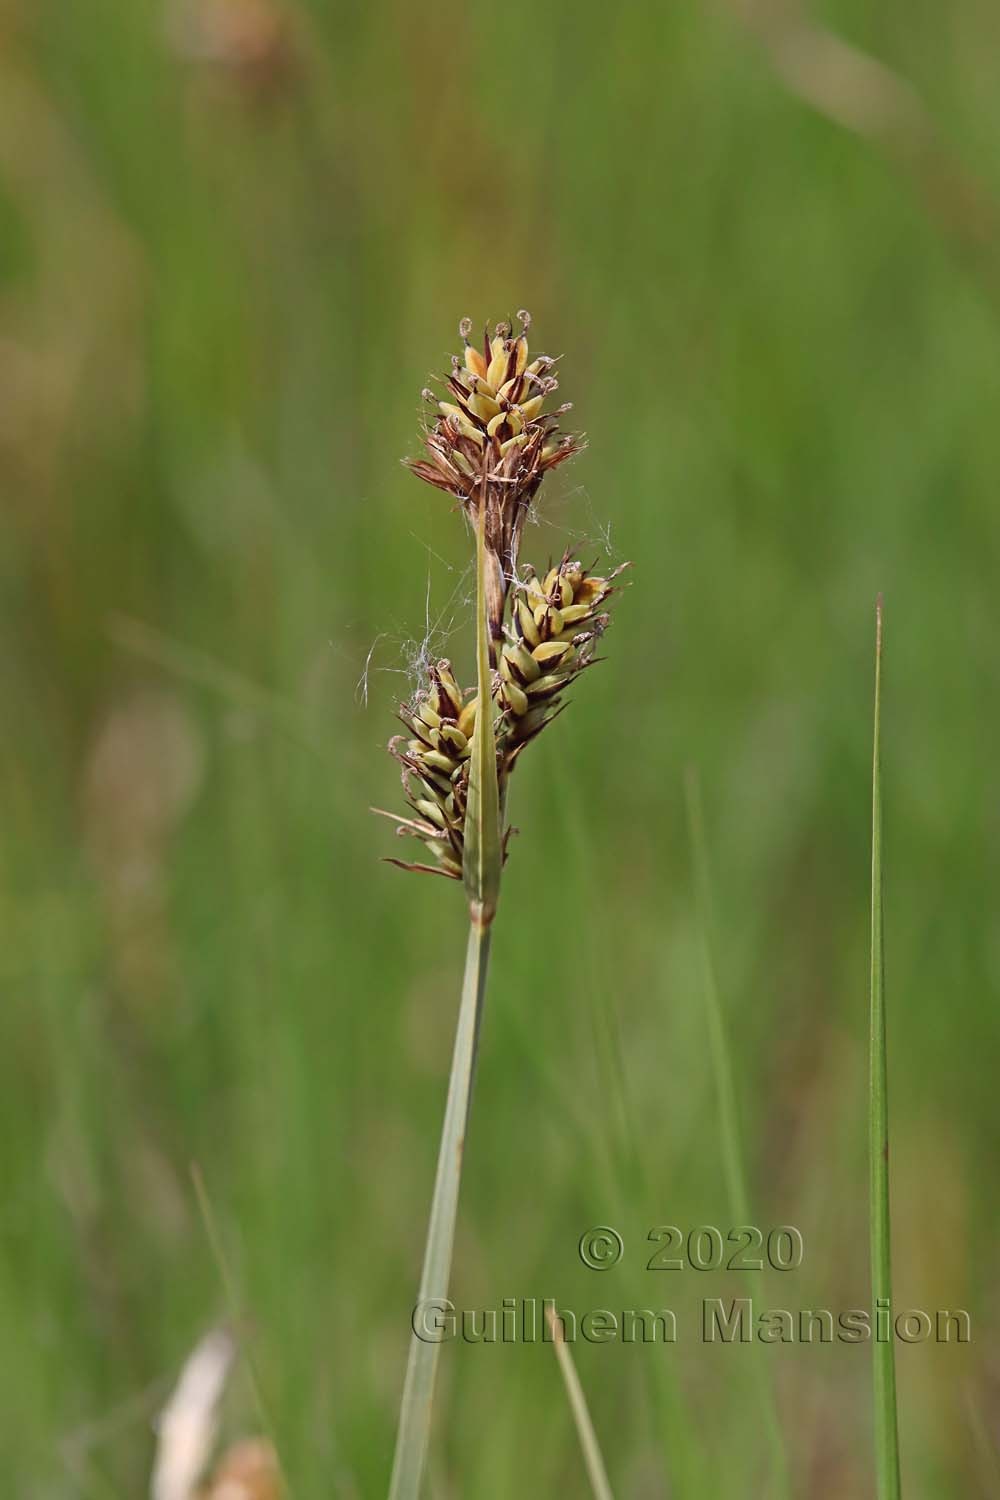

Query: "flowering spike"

xmin=384 ymin=320 xmax=625 ymax=883
xmin=405 ymin=315 xmax=584 ymax=657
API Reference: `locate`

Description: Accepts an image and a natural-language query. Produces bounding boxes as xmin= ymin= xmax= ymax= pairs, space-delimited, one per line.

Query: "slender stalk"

xmin=684 ymin=768 xmax=790 ymax=1499
xmin=387 ymin=918 xmax=492 ymax=1500
xmin=189 ymin=1163 xmax=275 ymax=1454
xmin=389 ymin=475 xmax=502 ymax=1499
xmin=545 ymin=1307 xmax=616 ymax=1500
xmin=551 ymin=769 xmax=705 ymax=1496
xmin=870 ymin=597 xmax=902 ymax=1499
xmin=462 ymin=475 xmax=502 ymax=924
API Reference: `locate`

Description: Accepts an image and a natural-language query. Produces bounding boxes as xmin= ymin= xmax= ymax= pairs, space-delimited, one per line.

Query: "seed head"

xmin=380 ymin=319 xmax=628 ymax=884
xmin=407 ymin=314 xmax=583 ymax=655
xmin=498 ymin=554 xmax=627 ymax=766
xmin=375 ymin=661 xmax=502 ymax=880
xmin=408 ymin=311 xmax=578 ymax=505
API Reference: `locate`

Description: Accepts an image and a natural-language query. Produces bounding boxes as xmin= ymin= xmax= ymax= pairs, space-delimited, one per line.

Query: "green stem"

xmin=390 ymin=465 xmax=503 ymax=1498
xmin=387 ymin=917 xmax=492 ymax=1500
xmin=463 ymin=476 xmax=502 ymax=923
xmin=870 ymin=597 xmax=901 ymax=1499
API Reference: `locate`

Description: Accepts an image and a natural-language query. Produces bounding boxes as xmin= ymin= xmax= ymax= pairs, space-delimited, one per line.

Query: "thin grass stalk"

xmin=386 ymin=920 xmax=492 ymax=1499
xmin=545 ymin=1307 xmax=616 ymax=1500
xmin=550 ymin=771 xmax=705 ymax=1497
xmin=869 ymin=597 xmax=902 ymax=1499
xmin=189 ymin=1164 xmax=276 ymax=1456
xmin=462 ymin=476 xmax=502 ymax=923
xmin=388 ymin=488 xmax=501 ymax=1500
xmin=684 ymin=767 xmax=790 ymax=1499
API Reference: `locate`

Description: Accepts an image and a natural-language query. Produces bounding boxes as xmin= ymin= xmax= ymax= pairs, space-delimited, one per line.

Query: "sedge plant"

xmin=376 ymin=314 xmax=626 ymax=1499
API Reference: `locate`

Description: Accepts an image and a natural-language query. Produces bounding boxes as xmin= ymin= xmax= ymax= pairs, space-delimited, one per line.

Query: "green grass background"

xmin=2 ymin=1 xmax=997 ymax=1494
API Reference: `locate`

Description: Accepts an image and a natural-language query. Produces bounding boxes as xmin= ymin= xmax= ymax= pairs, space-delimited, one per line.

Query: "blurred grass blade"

xmin=108 ymin=614 xmax=322 ymax=756
xmin=684 ymin=768 xmax=790 ymax=1499
xmin=870 ymin=597 xmax=902 ymax=1499
xmin=549 ymin=770 xmax=704 ymax=1497
xmin=387 ymin=920 xmax=491 ymax=1499
xmin=189 ymin=1164 xmax=275 ymax=1453
xmin=545 ymin=1307 xmax=616 ymax=1500
xmin=462 ymin=482 xmax=502 ymax=923
xmin=684 ymin=769 xmax=751 ymax=1225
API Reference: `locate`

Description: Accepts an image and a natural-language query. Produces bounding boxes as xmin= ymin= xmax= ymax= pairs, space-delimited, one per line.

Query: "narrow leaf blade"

xmin=870 ymin=596 xmax=902 ymax=1499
